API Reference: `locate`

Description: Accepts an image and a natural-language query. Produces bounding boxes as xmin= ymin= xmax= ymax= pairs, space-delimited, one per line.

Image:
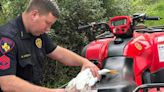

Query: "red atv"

xmin=78 ymin=13 xmax=164 ymax=92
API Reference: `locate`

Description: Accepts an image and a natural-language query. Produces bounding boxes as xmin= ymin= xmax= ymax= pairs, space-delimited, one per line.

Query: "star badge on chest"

xmin=35 ymin=38 xmax=42 ymax=48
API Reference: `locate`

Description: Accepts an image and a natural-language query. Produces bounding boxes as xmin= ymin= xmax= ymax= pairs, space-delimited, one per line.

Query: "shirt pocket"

xmin=17 ymin=54 xmax=34 ymax=82
xmin=18 ymin=54 xmax=33 ymax=67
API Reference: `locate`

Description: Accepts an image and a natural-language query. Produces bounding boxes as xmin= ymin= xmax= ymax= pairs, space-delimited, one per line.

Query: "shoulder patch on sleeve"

xmin=0 ymin=55 xmax=10 ymax=70
xmin=0 ymin=37 xmax=15 ymax=54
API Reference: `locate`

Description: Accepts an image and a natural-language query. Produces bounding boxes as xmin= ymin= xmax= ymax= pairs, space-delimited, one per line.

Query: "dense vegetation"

xmin=0 ymin=0 xmax=163 ymax=88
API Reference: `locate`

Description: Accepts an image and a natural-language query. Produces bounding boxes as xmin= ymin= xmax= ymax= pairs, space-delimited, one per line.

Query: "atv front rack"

xmin=133 ymin=83 xmax=164 ymax=92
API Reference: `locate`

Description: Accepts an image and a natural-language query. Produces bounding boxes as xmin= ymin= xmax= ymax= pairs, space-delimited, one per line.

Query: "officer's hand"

xmin=81 ymin=59 xmax=100 ymax=80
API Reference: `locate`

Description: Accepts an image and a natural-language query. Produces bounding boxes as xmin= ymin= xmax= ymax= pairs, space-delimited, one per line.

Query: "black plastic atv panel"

xmin=81 ymin=44 xmax=88 ymax=57
xmin=108 ymin=38 xmax=132 ymax=56
xmin=95 ymin=57 xmax=136 ymax=92
xmin=151 ymin=68 xmax=164 ymax=83
xmin=142 ymin=68 xmax=164 ymax=87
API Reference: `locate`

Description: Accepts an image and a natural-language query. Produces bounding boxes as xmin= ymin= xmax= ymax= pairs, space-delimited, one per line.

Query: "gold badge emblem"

xmin=134 ymin=42 xmax=142 ymax=50
xmin=35 ymin=38 xmax=42 ymax=48
xmin=2 ymin=43 xmax=10 ymax=52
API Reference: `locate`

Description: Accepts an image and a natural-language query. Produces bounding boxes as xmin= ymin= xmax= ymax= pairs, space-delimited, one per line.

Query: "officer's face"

xmin=30 ymin=11 xmax=57 ymax=36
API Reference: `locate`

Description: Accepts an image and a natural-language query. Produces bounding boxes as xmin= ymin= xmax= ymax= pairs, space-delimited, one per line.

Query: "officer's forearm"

xmin=48 ymin=46 xmax=85 ymax=66
xmin=0 ymin=75 xmax=65 ymax=92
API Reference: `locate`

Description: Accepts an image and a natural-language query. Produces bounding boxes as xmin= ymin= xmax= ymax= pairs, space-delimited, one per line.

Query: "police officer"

xmin=0 ymin=0 xmax=100 ymax=92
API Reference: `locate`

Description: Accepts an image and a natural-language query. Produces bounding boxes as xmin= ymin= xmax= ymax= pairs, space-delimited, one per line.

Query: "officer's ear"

xmin=30 ymin=10 xmax=40 ymax=22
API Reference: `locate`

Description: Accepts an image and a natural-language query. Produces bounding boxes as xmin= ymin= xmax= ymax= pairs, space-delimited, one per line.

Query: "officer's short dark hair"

xmin=25 ymin=0 xmax=60 ymax=18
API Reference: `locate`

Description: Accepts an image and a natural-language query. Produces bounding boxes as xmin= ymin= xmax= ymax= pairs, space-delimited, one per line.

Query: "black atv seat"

xmin=96 ymin=80 xmax=136 ymax=92
xmin=95 ymin=57 xmax=136 ymax=92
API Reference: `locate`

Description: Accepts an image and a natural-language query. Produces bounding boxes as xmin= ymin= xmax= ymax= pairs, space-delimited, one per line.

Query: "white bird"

xmin=66 ymin=68 xmax=118 ymax=92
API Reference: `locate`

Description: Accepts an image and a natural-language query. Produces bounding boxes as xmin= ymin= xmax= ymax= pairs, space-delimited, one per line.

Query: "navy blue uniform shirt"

xmin=0 ymin=15 xmax=57 ymax=91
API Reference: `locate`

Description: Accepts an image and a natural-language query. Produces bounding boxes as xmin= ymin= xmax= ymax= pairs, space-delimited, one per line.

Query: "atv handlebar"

xmin=133 ymin=13 xmax=161 ymax=22
xmin=78 ymin=14 xmax=162 ymax=31
xmin=78 ymin=22 xmax=109 ymax=32
xmin=145 ymin=17 xmax=162 ymax=20
xmin=77 ymin=13 xmax=162 ymax=39
xmin=78 ymin=24 xmax=92 ymax=31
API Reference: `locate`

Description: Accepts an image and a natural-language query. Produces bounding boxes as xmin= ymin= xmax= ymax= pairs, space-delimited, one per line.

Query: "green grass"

xmin=145 ymin=0 xmax=164 ymax=26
